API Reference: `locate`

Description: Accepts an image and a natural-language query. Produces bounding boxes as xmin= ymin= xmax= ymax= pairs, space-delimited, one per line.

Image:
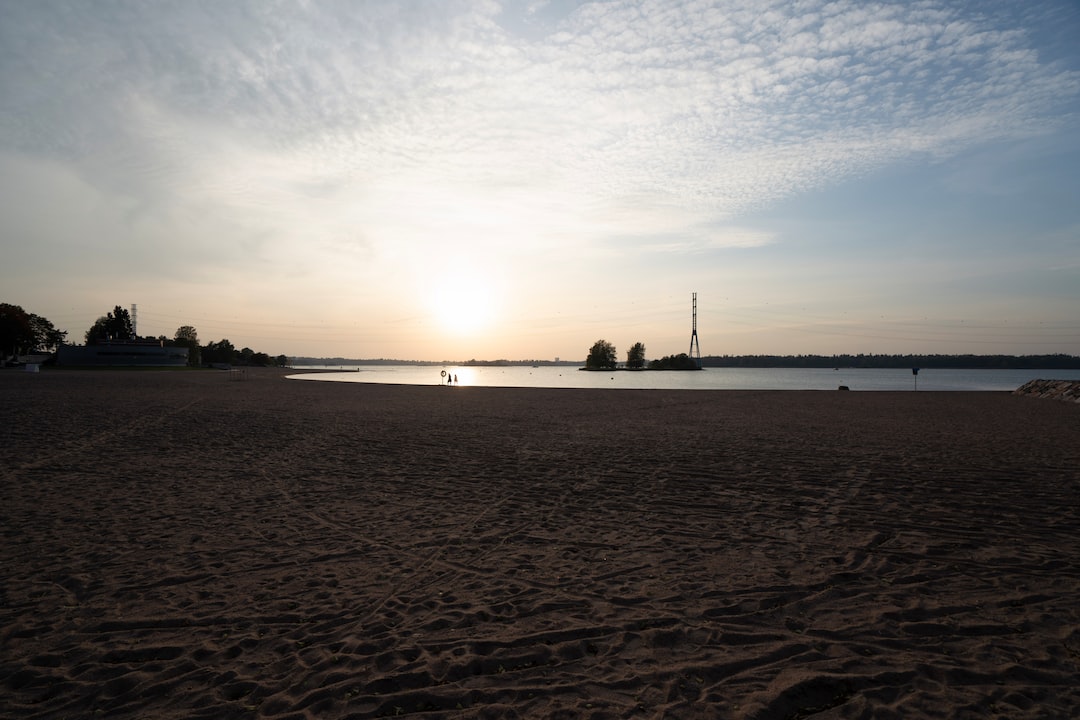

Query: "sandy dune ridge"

xmin=2 ymin=368 xmax=1079 ymax=718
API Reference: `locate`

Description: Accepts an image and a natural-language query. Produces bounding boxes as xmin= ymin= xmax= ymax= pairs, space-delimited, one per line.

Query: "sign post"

xmin=912 ymin=367 xmax=919 ymax=391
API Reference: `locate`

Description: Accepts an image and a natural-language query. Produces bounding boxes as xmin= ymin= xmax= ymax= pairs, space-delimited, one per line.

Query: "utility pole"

xmin=689 ymin=292 xmax=701 ymax=369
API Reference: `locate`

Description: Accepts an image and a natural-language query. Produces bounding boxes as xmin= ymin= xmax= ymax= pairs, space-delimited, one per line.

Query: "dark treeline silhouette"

xmin=701 ymin=354 xmax=1080 ymax=369
xmin=649 ymin=353 xmax=701 ymax=370
xmin=1 ymin=302 xmax=291 ymax=368
xmin=292 ymin=354 xmax=1080 ymax=369
xmin=292 ymin=357 xmax=579 ymax=367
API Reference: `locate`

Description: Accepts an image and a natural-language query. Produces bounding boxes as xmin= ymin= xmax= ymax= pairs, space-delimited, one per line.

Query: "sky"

xmin=2 ymin=0 xmax=1079 ymax=361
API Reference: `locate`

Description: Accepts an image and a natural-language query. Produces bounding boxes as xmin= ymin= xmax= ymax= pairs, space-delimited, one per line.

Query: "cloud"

xmin=1 ymin=0 xmax=1077 ymax=276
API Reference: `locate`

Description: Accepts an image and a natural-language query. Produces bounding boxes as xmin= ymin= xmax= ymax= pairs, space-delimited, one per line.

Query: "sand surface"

xmin=2 ymin=368 xmax=1079 ymax=719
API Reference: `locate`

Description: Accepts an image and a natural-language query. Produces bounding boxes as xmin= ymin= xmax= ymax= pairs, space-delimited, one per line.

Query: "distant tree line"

xmin=194 ymin=335 xmax=287 ymax=368
xmin=83 ymin=306 xmax=288 ymax=367
xmin=292 ymin=357 xmax=583 ymax=367
xmin=649 ymin=353 xmax=701 ymax=370
xmin=700 ymin=354 xmax=1080 ymax=369
xmin=585 ymin=344 xmax=1080 ymax=370
xmin=0 ymin=302 xmax=287 ymax=368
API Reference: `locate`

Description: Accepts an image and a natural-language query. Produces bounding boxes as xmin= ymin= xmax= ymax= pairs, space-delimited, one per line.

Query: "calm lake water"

xmin=289 ymin=365 xmax=1080 ymax=391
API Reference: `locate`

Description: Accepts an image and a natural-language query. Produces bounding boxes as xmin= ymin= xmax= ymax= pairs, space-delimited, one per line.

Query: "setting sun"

xmin=429 ymin=264 xmax=498 ymax=336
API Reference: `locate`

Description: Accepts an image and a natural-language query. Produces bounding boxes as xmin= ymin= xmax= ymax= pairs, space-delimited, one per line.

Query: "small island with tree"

xmin=582 ymin=339 xmax=702 ymax=371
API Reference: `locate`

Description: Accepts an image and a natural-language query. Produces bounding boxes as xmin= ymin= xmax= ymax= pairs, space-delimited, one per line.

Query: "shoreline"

xmin=3 ymin=370 xmax=1079 ymax=718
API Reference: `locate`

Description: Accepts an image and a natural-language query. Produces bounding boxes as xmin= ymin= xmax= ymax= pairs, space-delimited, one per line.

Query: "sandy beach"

xmin=2 ymin=368 xmax=1079 ymax=719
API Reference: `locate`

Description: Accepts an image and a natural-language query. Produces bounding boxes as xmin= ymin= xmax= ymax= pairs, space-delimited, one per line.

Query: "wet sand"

xmin=2 ymin=368 xmax=1079 ymax=719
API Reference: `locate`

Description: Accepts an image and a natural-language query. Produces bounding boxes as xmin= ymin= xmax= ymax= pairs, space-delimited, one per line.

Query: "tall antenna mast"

xmin=689 ymin=292 xmax=701 ymax=369
xmin=131 ymin=303 xmax=137 ymax=338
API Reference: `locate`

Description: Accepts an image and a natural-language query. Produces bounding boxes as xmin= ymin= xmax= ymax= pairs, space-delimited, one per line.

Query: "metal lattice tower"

xmin=131 ymin=304 xmax=137 ymax=337
xmin=688 ymin=293 xmax=701 ymax=368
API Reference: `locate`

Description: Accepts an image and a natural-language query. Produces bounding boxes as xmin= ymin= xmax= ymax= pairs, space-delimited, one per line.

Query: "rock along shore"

xmin=1013 ymin=378 xmax=1080 ymax=403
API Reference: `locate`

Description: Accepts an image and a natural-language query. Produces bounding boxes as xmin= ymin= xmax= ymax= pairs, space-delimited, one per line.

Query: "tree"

xmin=585 ymin=339 xmax=617 ymax=370
xmin=626 ymin=342 xmax=646 ymax=369
xmin=174 ymin=326 xmax=201 ymax=367
xmin=1 ymin=304 xmax=67 ymax=360
xmin=0 ymin=303 xmax=34 ymax=361
xmin=29 ymin=314 xmax=67 ymax=352
xmin=85 ymin=305 xmax=135 ymax=344
xmin=175 ymin=326 xmax=198 ymax=345
xmin=202 ymin=339 xmax=236 ymax=366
